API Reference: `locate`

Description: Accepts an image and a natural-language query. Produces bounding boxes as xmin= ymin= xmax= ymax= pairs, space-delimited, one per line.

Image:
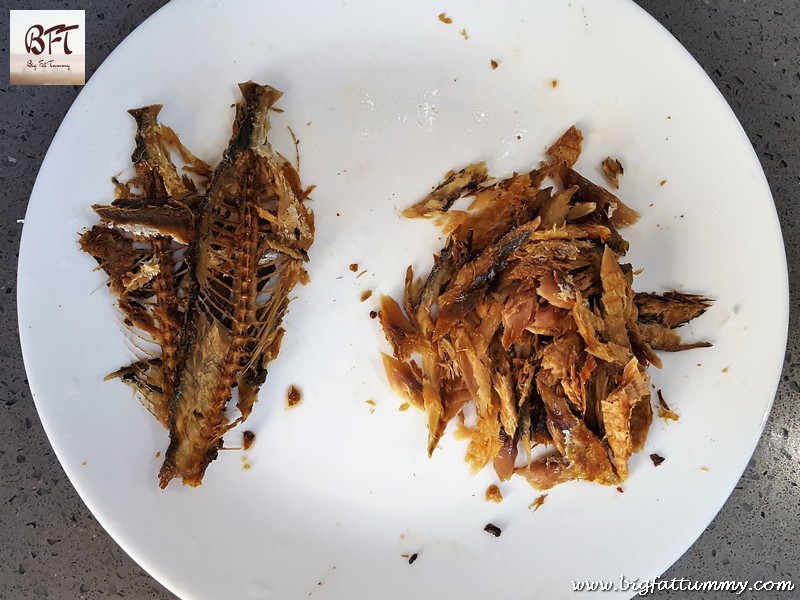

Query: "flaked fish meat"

xmin=379 ymin=126 xmax=711 ymax=490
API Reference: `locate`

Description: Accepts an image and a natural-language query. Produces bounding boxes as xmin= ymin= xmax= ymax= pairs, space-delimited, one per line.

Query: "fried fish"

xmin=80 ymin=83 xmax=314 ymax=488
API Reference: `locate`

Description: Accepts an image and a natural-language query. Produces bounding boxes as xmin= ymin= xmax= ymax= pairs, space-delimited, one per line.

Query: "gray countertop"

xmin=1 ymin=1 xmax=797 ymax=598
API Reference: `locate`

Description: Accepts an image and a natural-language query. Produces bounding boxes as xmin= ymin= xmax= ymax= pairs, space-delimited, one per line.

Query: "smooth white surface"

xmin=18 ymin=0 xmax=788 ymax=598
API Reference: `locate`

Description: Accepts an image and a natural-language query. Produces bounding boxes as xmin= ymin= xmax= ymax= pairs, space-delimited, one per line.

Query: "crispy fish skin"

xmin=537 ymin=378 xmax=618 ymax=486
xmin=91 ymin=200 xmax=195 ymax=245
xmin=402 ymin=163 xmax=489 ymax=219
xmin=634 ymin=291 xmax=713 ymax=328
xmin=380 ymin=125 xmax=713 ymax=491
xmin=561 ymin=167 xmax=640 ymax=227
xmin=546 ymin=125 xmax=583 ymax=168
xmin=127 ymin=104 xmax=211 ymax=198
xmin=434 ymin=218 xmax=541 ymax=339
xmin=602 ymin=157 xmax=624 ymax=189
xmin=158 ymin=82 xmax=313 ymax=488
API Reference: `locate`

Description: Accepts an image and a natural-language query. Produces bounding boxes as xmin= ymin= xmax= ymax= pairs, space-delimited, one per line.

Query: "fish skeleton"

xmin=80 ymin=82 xmax=314 ymax=488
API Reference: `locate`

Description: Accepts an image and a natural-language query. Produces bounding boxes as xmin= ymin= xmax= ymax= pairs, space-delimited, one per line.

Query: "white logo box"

xmin=10 ymin=10 xmax=86 ymax=85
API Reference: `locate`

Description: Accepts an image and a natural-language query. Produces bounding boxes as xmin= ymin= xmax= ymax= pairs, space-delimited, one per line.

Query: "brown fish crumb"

xmin=660 ymin=179 xmax=668 ymax=186
xmin=369 ymin=310 xmax=378 ymax=319
xmin=399 ymin=402 xmax=411 ymax=411
xmin=602 ymin=157 xmax=624 ymax=189
xmin=460 ymin=28 xmax=469 ymax=40
xmin=242 ymin=430 xmax=256 ymax=450
xmin=616 ymin=486 xmax=625 ymax=493
xmin=438 ymin=12 xmax=453 ymax=24
xmin=361 ymin=290 xmax=373 ymax=302
xmin=287 ymin=385 xmax=302 ymax=408
xmin=484 ymin=523 xmax=502 ymax=537
xmin=528 ymin=494 xmax=548 ymax=512
xmin=349 ymin=263 xmax=359 ymax=272
xmin=656 ymin=389 xmax=679 ymax=421
xmin=490 ymin=59 xmax=499 ymax=70
xmin=485 ymin=484 xmax=503 ymax=503
xmin=650 ymin=453 xmax=666 ymax=467
xmin=551 ymin=79 xmax=559 ymax=88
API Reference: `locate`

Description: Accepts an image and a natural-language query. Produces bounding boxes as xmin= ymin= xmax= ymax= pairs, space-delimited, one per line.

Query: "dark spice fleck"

xmin=369 ymin=310 xmax=378 ymax=319
xmin=484 ymin=523 xmax=502 ymax=537
xmin=242 ymin=430 xmax=256 ymax=450
xmin=650 ymin=453 xmax=665 ymax=467
xmin=408 ymin=553 xmax=418 ymax=564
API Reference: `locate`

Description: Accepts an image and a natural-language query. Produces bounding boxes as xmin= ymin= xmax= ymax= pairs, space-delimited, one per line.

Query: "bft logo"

xmin=10 ymin=10 xmax=86 ymax=85
xmin=25 ymin=23 xmax=80 ymax=56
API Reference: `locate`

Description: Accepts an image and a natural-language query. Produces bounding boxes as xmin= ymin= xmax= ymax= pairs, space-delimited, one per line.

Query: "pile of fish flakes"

xmin=379 ymin=126 xmax=711 ymax=490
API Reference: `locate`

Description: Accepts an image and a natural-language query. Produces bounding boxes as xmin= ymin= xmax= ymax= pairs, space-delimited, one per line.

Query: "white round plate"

xmin=18 ymin=1 xmax=788 ymax=598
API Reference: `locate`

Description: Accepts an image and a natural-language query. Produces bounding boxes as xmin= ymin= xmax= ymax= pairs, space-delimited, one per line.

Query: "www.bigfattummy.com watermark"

xmin=571 ymin=576 xmax=795 ymax=596
xmin=9 ymin=10 xmax=85 ymax=85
